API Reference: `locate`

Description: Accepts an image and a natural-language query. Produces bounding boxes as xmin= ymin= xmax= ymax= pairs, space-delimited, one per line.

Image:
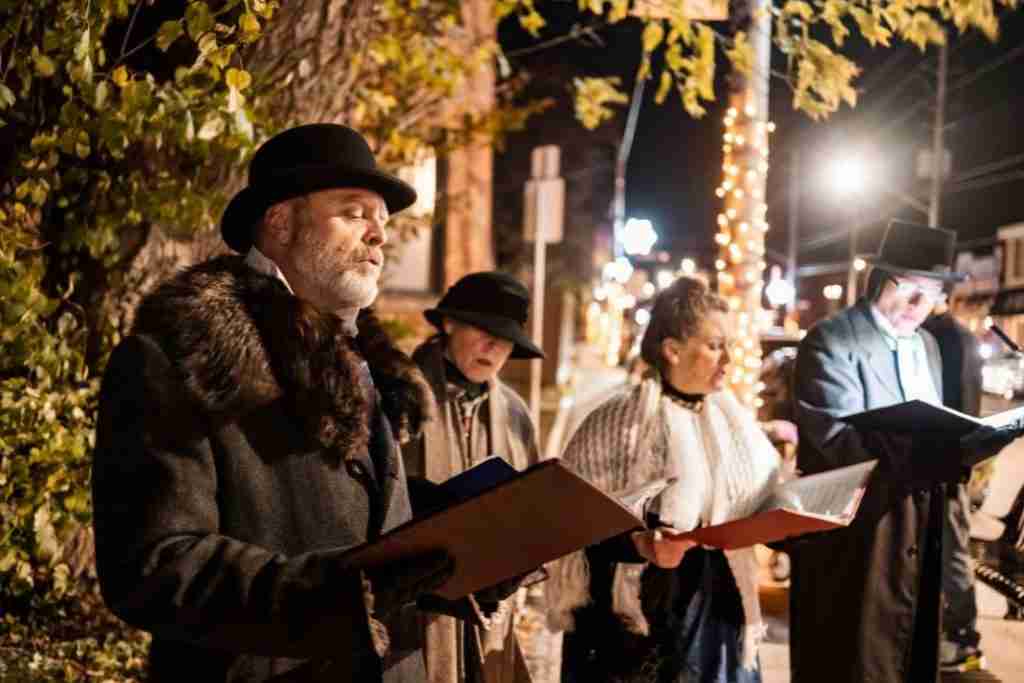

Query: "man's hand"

xmin=631 ymin=528 xmax=697 ymax=569
xmin=365 ymin=549 xmax=454 ymax=617
xmin=960 ymin=420 xmax=1024 ymax=467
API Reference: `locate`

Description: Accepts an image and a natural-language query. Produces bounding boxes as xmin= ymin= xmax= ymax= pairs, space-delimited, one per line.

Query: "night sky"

xmin=500 ymin=3 xmax=1024 ymax=272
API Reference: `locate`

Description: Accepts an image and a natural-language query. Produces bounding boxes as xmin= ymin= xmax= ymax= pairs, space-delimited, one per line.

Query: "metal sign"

xmin=632 ymin=0 xmax=729 ymax=21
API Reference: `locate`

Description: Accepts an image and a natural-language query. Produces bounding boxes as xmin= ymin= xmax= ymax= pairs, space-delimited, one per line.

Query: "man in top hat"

xmin=92 ymin=124 xmax=457 ymax=682
xmin=402 ymin=271 xmax=543 ymax=683
xmin=789 ymin=221 xmax=1022 ymax=683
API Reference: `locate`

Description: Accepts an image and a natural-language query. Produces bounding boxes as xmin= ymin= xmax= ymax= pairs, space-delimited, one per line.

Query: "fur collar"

xmin=131 ymin=255 xmax=434 ymax=459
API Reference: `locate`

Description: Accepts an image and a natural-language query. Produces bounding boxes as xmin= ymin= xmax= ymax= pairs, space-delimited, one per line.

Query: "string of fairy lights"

xmin=715 ymin=100 xmax=775 ymax=408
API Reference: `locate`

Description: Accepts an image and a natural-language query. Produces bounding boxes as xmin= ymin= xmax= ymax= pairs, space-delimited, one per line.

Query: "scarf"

xmin=547 ymin=378 xmax=780 ymax=670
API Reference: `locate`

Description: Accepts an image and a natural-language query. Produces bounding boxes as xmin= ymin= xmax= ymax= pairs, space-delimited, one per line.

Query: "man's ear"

xmin=258 ymin=201 xmax=294 ymax=249
xmin=441 ymin=318 xmax=456 ymax=336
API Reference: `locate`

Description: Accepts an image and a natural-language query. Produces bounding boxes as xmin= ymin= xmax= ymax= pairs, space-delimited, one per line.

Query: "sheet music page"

xmin=980 ymin=404 xmax=1024 ymax=429
xmin=760 ymin=460 xmax=878 ymax=521
xmin=613 ymin=477 xmax=675 ymax=515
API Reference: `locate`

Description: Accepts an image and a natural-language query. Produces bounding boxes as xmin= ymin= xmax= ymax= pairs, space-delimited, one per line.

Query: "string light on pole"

xmin=715 ymin=98 xmax=775 ymax=409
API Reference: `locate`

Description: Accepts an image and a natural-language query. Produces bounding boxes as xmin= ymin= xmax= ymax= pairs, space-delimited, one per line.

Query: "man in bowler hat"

xmin=402 ymin=272 xmax=543 ymax=683
xmin=92 ymin=124 xmax=456 ymax=682
xmin=789 ymin=221 xmax=1023 ymax=683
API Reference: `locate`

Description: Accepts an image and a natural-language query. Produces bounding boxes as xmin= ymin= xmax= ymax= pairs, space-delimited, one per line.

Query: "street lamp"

xmin=827 ymin=156 xmax=870 ymax=198
xmin=602 ymin=256 xmax=634 ymax=284
xmin=826 ymin=151 xmax=875 ymax=306
xmin=765 ymin=264 xmax=796 ymax=309
xmin=622 ymin=218 xmax=658 ymax=256
xmin=656 ymin=269 xmax=675 ymax=290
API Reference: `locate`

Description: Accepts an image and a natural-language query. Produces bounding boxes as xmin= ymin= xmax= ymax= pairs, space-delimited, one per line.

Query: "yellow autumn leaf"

xmin=782 ymin=0 xmax=814 ymax=22
xmin=225 ymin=68 xmax=252 ymax=91
xmin=112 ymin=65 xmax=130 ymax=88
xmin=655 ymin=70 xmax=672 ymax=104
xmin=34 ymin=53 xmax=56 ymax=78
xmin=239 ymin=13 xmax=261 ymax=42
xmin=642 ymin=22 xmax=665 ymax=54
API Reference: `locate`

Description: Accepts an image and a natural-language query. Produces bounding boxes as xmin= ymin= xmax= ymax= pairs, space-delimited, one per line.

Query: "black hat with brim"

xmin=424 ymin=271 xmax=545 ymax=360
xmin=221 ymin=124 xmax=417 ymax=253
xmin=866 ymin=220 xmax=966 ymax=283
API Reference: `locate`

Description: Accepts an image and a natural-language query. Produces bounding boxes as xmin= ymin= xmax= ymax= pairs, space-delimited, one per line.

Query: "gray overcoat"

xmin=790 ymin=299 xmax=947 ymax=683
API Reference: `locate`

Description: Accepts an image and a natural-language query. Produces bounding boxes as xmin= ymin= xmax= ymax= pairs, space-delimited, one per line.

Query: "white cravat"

xmin=244 ymin=246 xmax=294 ymax=293
xmin=871 ymin=306 xmax=940 ymax=404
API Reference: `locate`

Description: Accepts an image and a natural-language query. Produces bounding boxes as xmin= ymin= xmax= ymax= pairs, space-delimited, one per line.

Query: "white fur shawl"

xmin=547 ymin=378 xmax=780 ymax=669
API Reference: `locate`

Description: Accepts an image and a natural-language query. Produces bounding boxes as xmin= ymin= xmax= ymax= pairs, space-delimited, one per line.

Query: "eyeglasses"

xmin=889 ymin=277 xmax=947 ymax=305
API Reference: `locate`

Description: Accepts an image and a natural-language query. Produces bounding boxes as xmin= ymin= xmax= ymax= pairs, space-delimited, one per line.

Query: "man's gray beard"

xmin=334 ymin=269 xmax=379 ymax=309
xmin=307 ymin=269 xmax=378 ymax=312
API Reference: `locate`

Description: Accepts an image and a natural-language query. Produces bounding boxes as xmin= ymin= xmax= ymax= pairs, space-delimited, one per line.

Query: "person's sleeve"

xmin=92 ymin=335 xmax=379 ymax=660
xmin=587 ymin=530 xmax=645 ymax=564
xmin=793 ymin=324 xmax=920 ymax=479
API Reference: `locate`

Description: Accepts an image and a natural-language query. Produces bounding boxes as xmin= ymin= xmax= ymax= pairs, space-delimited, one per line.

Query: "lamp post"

xmin=826 ymin=153 xmax=870 ymax=306
xmin=622 ymin=217 xmax=658 ymax=257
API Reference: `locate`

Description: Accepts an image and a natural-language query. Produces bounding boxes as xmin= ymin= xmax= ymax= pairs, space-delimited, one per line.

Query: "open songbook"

xmin=665 ymin=460 xmax=879 ymax=550
xmin=840 ymin=399 xmax=1024 ymax=437
xmin=341 ymin=458 xmax=642 ymax=600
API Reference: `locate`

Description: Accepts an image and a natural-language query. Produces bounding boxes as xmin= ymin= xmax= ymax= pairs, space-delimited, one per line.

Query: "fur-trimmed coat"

xmin=92 ymin=256 xmax=435 ymax=683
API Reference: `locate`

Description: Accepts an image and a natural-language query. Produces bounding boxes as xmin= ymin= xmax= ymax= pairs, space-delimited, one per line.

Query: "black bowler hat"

xmin=868 ymin=220 xmax=966 ymax=282
xmin=425 ymin=272 xmax=545 ymax=360
xmin=220 ymin=123 xmax=417 ymax=252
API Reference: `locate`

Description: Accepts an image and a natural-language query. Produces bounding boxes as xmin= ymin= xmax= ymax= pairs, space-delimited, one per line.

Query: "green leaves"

xmin=156 ymin=20 xmax=185 ymax=52
xmin=185 ymin=1 xmax=215 ymax=40
xmin=0 ymin=83 xmax=15 ymax=109
xmin=32 ymin=46 xmax=56 ymax=77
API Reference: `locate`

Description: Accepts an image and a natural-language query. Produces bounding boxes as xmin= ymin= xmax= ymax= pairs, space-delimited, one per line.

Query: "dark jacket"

xmin=922 ymin=312 xmax=982 ymax=417
xmin=791 ymin=299 xmax=947 ymax=683
xmin=92 ymin=256 xmax=434 ymax=682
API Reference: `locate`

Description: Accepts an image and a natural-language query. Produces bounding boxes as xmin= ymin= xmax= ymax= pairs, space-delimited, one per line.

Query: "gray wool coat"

xmin=401 ymin=337 xmax=538 ymax=683
xmin=790 ymin=299 xmax=948 ymax=683
xmin=92 ymin=256 xmax=435 ymax=683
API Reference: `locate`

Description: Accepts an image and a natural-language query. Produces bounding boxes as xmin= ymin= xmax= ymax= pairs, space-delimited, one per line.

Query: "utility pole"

xmin=787 ymin=149 xmax=799 ymax=312
xmin=846 ymin=214 xmax=858 ymax=306
xmin=612 ymin=75 xmax=646 ymax=258
xmin=524 ymin=146 xmax=564 ymax=428
xmin=928 ymin=41 xmax=948 ymax=228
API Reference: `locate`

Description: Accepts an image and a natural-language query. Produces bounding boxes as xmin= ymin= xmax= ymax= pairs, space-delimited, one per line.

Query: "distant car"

xmin=982 ymin=351 xmax=1024 ymax=399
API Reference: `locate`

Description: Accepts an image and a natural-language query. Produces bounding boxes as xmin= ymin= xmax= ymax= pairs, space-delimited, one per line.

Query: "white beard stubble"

xmin=295 ymin=230 xmax=380 ymax=313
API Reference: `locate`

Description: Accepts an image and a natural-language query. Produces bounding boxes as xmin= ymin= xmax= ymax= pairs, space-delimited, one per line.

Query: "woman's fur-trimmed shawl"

xmin=130 ymin=255 xmax=434 ymax=459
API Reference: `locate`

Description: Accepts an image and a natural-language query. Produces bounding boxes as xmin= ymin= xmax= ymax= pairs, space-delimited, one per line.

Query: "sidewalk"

xmin=515 ymin=346 xmax=1024 ymax=683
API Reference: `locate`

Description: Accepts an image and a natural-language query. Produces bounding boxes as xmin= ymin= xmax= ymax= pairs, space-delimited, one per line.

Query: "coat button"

xmin=346 ymin=460 xmax=367 ymax=478
xmin=907 ymin=545 xmax=918 ymax=558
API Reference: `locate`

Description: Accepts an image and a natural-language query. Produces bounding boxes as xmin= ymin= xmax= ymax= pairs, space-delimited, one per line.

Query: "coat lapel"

xmin=849 ymin=301 xmax=905 ymax=404
xmin=922 ymin=331 xmax=944 ymax=403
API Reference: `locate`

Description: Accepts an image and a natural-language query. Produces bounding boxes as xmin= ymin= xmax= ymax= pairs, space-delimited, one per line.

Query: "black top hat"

xmin=220 ymin=123 xmax=417 ymax=252
xmin=868 ymin=220 xmax=966 ymax=282
xmin=424 ymin=272 xmax=545 ymax=360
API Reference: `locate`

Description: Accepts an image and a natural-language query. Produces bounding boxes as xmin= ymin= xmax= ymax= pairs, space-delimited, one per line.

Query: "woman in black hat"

xmin=402 ymin=271 xmax=543 ymax=683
